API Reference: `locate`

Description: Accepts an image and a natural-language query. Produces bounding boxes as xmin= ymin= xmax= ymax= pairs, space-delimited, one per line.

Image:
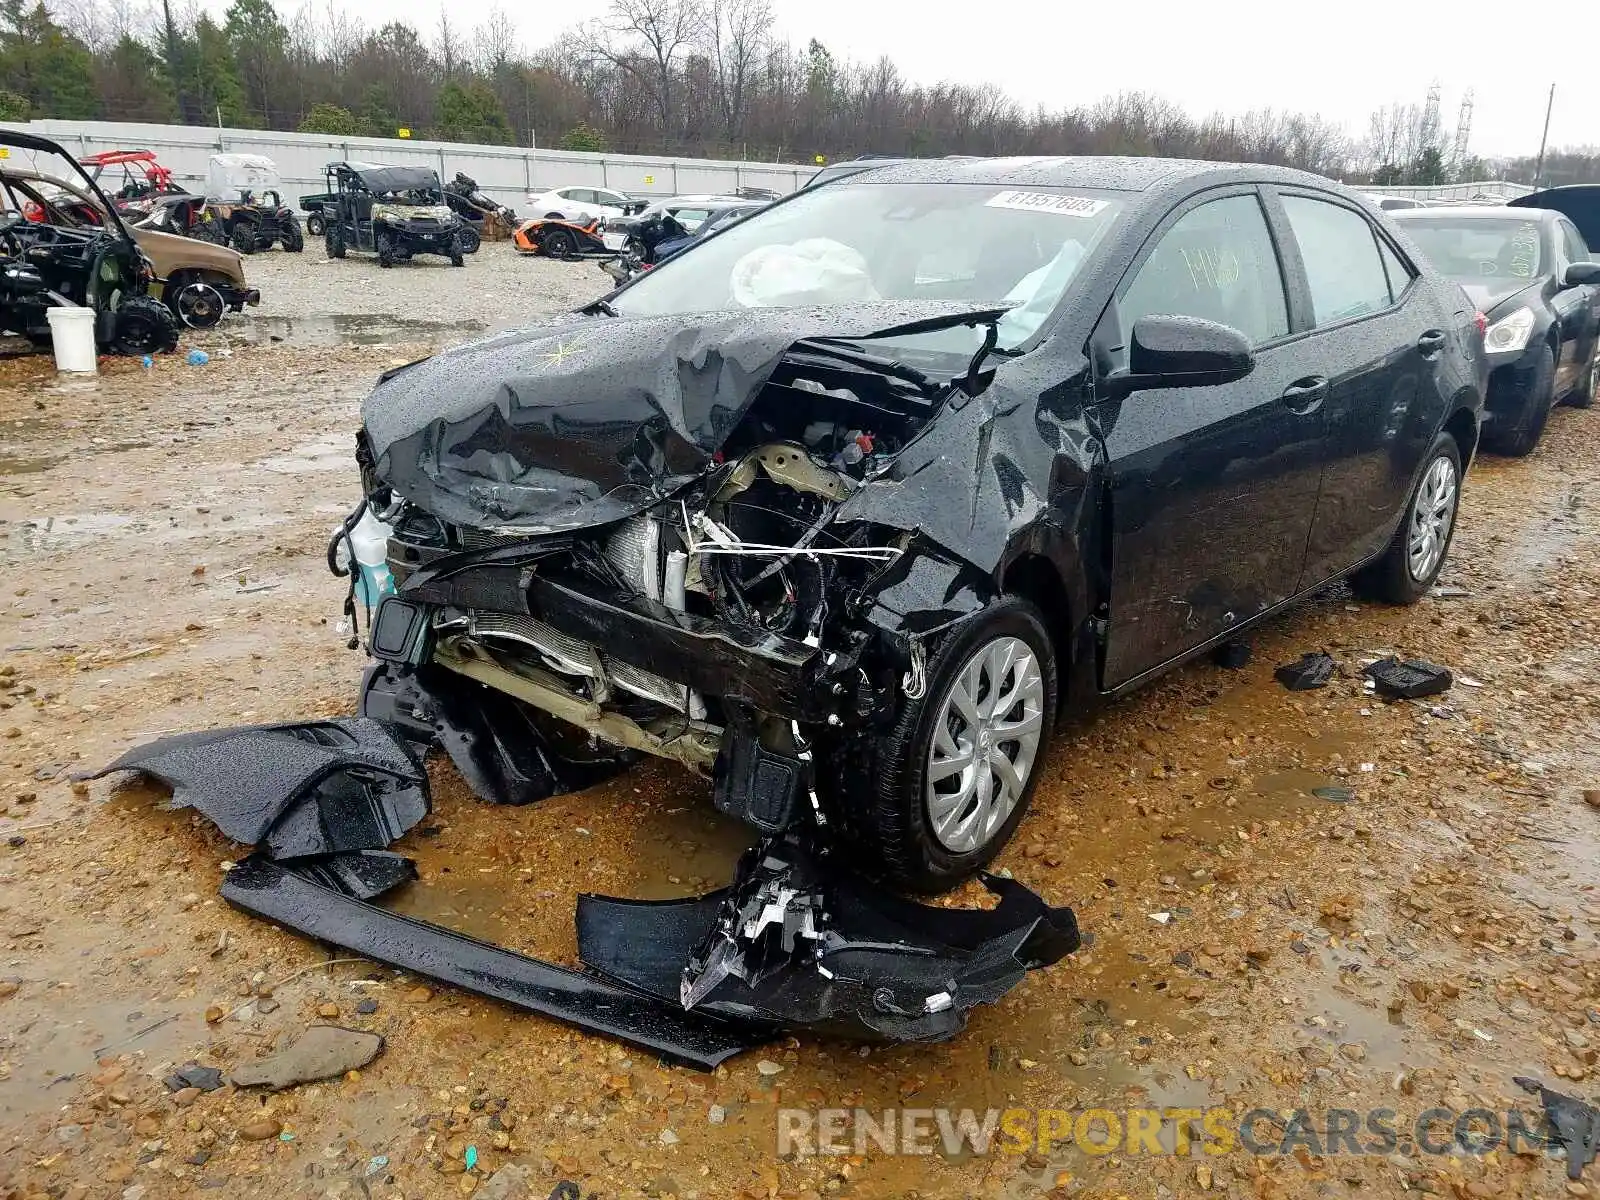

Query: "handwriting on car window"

xmin=1180 ymin=246 xmax=1243 ymax=292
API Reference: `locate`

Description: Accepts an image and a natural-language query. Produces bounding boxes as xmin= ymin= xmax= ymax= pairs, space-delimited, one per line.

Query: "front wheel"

xmin=1569 ymin=350 xmax=1596 ymax=410
xmin=376 ymin=232 xmax=395 ymax=268
xmin=229 ymin=224 xmax=255 ymax=255
xmin=1353 ymin=432 xmax=1463 ymax=605
xmin=457 ymin=225 xmax=481 ymax=254
xmin=167 ymin=275 xmax=226 ymax=330
xmin=281 ymin=217 xmax=304 ymax=253
xmin=819 ymin=596 xmax=1057 ymax=893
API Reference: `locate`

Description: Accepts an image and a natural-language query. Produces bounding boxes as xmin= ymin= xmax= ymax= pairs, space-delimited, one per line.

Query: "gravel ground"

xmin=233 ymin=238 xmax=610 ymax=340
xmin=1 ymin=329 xmax=1600 ymax=1200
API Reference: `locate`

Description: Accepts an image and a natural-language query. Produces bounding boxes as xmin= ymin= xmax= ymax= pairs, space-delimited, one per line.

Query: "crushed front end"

xmin=349 ymin=303 xmax=1008 ymax=841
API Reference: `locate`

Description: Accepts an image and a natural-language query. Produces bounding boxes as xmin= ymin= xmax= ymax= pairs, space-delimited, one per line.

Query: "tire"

xmin=625 ymin=236 xmax=647 ymax=261
xmin=166 ymin=273 xmax=226 ymax=330
xmin=543 ymin=228 xmax=577 ymax=260
xmin=229 ymin=224 xmax=255 ymax=255
xmin=457 ymin=225 xmax=481 ymax=254
xmin=544 ymin=211 xmax=564 ymax=221
xmin=326 ymin=223 xmax=346 ymax=259
xmin=1569 ymin=349 xmax=1596 ymax=410
xmin=281 ymin=218 xmax=304 ymax=253
xmin=376 ymin=232 xmax=395 ymax=268
xmin=1353 ymin=431 xmax=1463 ymax=605
xmin=818 ymin=596 xmax=1058 ymax=893
xmin=1482 ymin=342 xmax=1555 ymax=457
xmin=449 ymin=239 xmax=465 ymax=268
xmin=306 ymin=213 xmax=324 ymax=237
xmin=109 ymin=294 xmax=180 ymax=356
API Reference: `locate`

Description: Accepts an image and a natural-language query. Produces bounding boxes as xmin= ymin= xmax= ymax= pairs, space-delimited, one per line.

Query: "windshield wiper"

xmin=789 ymin=338 xmax=938 ymax=397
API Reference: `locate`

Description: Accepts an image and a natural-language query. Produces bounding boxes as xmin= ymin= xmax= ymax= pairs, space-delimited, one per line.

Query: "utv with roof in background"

xmin=321 ymin=162 xmax=467 ymax=268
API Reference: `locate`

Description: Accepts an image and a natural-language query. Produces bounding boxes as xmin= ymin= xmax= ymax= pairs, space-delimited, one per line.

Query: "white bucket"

xmin=46 ymin=306 xmax=98 ymax=374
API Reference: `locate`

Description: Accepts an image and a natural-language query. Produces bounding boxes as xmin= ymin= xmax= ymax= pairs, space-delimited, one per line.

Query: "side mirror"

xmin=1564 ymin=261 xmax=1600 ymax=287
xmin=1104 ymin=314 xmax=1256 ymax=399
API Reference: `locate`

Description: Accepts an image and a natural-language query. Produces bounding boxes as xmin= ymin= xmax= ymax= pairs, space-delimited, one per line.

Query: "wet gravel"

xmin=0 ymin=321 xmax=1599 ymax=1199
xmin=237 ymin=237 xmax=610 ymax=336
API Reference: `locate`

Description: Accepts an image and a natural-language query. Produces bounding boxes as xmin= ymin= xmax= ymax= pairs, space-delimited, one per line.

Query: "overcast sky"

xmin=236 ymin=0 xmax=1595 ymax=159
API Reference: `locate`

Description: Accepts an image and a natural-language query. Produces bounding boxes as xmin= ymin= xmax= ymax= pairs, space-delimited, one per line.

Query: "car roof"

xmin=830 ymin=155 xmax=1329 ymax=193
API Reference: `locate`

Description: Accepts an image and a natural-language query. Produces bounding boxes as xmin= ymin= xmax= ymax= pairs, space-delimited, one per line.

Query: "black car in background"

xmin=1391 ymin=206 xmax=1599 ymax=455
xmin=358 ymin=156 xmax=1486 ymax=892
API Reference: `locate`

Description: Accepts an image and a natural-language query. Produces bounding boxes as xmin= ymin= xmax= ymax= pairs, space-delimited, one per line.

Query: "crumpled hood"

xmin=362 ymin=301 xmax=1006 ymax=533
xmin=1459 ymin=278 xmax=1538 ymax=317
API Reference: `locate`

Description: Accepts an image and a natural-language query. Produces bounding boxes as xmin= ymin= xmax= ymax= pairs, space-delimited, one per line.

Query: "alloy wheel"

xmin=172 ymin=281 xmax=224 ymax=329
xmin=1407 ymin=454 xmax=1458 ymax=582
xmin=925 ymin=635 xmax=1046 ymax=854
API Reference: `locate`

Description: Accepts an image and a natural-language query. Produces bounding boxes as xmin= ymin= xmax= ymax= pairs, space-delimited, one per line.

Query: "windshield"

xmin=1397 ymin=217 xmax=1544 ymax=282
xmin=611 ymin=182 xmax=1125 ymax=353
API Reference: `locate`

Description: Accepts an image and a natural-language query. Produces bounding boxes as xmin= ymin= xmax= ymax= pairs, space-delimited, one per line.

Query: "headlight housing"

xmin=1484 ymin=307 xmax=1535 ymax=354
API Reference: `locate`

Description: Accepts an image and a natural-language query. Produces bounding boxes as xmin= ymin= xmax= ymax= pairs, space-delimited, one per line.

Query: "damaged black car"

xmin=350 ymin=157 xmax=1486 ymax=894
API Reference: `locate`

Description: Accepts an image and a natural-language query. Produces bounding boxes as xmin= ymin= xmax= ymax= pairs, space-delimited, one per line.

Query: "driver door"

xmin=1096 ymin=188 xmax=1329 ymax=688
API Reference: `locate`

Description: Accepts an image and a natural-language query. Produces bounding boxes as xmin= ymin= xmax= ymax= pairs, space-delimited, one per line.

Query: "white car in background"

xmin=525 ymin=185 xmax=644 ymax=222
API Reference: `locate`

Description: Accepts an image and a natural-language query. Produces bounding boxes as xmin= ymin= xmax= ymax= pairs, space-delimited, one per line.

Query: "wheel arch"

xmin=1442 ymin=402 xmax=1479 ymax=470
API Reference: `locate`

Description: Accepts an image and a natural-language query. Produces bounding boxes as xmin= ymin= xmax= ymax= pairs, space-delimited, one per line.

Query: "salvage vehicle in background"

xmin=525 ymin=184 xmax=646 ymax=222
xmin=198 ymin=153 xmax=304 ymax=254
xmin=603 ymin=194 xmax=758 ymax=253
xmin=599 ymin=200 xmax=765 ymax=284
xmin=1392 ymin=205 xmax=1600 ymax=454
xmin=79 ymin=148 xmax=180 ymax=213
xmin=512 ymin=214 xmax=611 ymax=259
xmin=0 ymin=130 xmax=179 ymax=354
xmin=321 ymin=162 xmax=466 ymax=268
xmin=356 ymin=156 xmax=1486 ymax=893
xmin=2 ymin=164 xmax=258 ymax=330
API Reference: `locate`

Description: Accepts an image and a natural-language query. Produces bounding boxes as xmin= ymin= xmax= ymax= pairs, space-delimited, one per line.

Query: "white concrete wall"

xmin=1363 ymin=180 xmax=1535 ymax=201
xmin=21 ymin=120 xmax=811 ymax=211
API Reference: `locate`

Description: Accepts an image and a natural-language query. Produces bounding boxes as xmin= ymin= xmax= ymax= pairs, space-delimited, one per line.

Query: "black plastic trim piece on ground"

xmin=219 ymin=855 xmax=763 ymax=1070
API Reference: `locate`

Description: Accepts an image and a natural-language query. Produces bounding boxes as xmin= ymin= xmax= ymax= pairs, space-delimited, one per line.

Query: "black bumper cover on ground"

xmin=221 ymin=855 xmax=762 ymax=1069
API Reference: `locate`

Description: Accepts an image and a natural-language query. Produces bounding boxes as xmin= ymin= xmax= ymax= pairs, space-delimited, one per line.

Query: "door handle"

xmin=1280 ymin=375 xmax=1328 ymax=414
xmin=1417 ymin=329 xmax=1447 ymax=358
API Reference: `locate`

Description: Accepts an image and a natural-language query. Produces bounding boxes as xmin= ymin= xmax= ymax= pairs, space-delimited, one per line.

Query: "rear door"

xmin=1552 ymin=218 xmax=1600 ymax=392
xmin=1271 ymin=190 xmax=1456 ymax=587
xmin=1098 ymin=187 xmax=1330 ymax=687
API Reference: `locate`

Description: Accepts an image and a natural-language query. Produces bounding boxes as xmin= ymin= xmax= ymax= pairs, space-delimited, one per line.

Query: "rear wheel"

xmin=326 ymin=222 xmax=346 ymax=259
xmin=1483 ymin=342 xmax=1555 ymax=456
xmin=543 ymin=228 xmax=577 ymax=260
xmin=281 ymin=217 xmax=304 ymax=253
xmin=306 ymin=213 xmax=324 ymax=237
xmin=109 ymin=295 xmax=180 ymax=356
xmin=229 ymin=224 xmax=255 ymax=255
xmin=1353 ymin=431 xmax=1462 ymax=605
xmin=376 ymin=232 xmax=396 ymax=268
xmin=449 ymin=236 xmax=465 ymax=268
xmin=818 ymin=597 xmax=1057 ymax=893
xmin=457 ymin=225 xmax=481 ymax=254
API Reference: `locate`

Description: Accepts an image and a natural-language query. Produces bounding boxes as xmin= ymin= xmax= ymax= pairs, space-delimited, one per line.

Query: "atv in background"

xmin=441 ymin=172 xmax=517 ymax=252
xmin=79 ymin=149 xmax=181 ymax=216
xmin=198 ymin=154 xmax=303 ymax=254
xmin=322 ymin=162 xmax=466 ymax=268
xmin=0 ymin=130 xmax=180 ymax=356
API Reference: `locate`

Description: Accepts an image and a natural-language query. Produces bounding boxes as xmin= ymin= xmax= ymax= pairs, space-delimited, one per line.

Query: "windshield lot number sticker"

xmin=986 ymin=191 xmax=1107 ymax=217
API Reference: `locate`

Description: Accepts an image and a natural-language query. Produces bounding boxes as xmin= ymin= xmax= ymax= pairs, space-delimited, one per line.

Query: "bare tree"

xmin=435 ymin=7 xmax=461 ymax=82
xmin=706 ymin=0 xmax=768 ymax=142
xmin=578 ymin=0 xmax=708 ymax=133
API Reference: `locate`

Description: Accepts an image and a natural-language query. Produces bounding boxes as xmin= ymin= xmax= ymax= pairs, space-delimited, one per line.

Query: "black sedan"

xmin=355 ymin=156 xmax=1486 ymax=892
xmin=1391 ymin=205 xmax=1600 ymax=455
